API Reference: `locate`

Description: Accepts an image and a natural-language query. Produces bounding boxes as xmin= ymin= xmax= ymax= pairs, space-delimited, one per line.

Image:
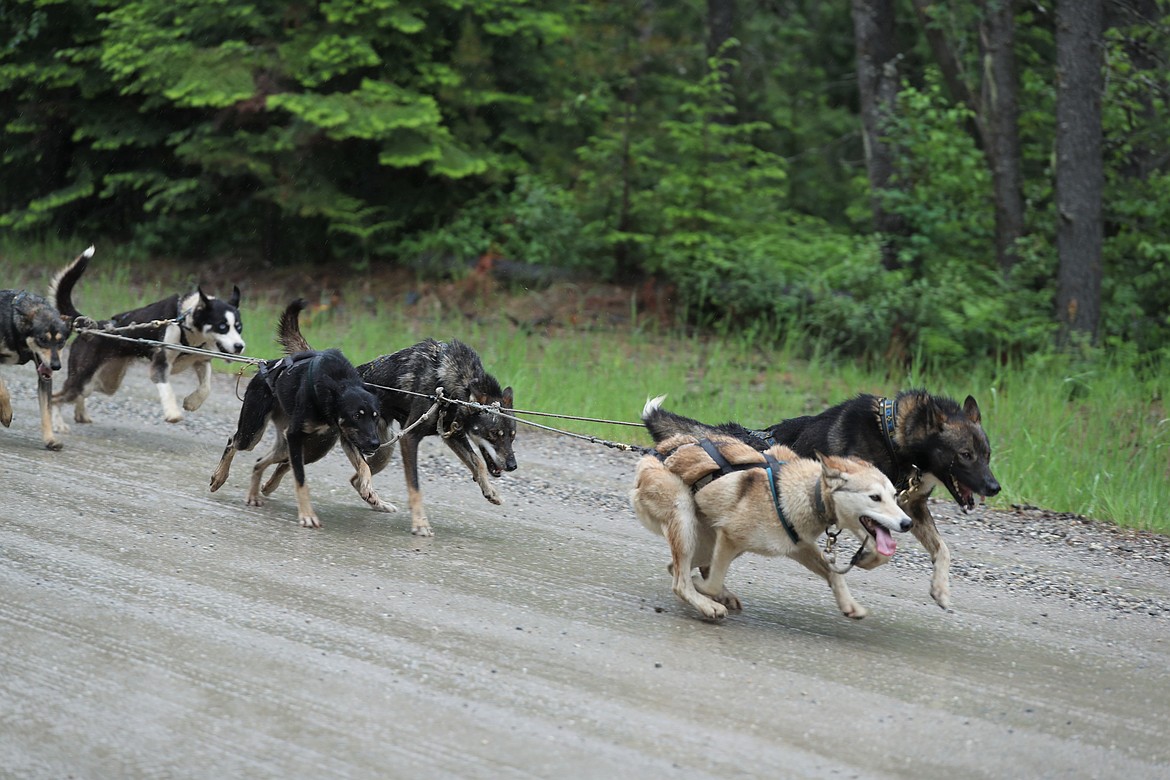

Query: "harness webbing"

xmin=877 ymin=396 xmax=898 ymax=455
xmin=695 ymin=439 xmax=801 ymax=545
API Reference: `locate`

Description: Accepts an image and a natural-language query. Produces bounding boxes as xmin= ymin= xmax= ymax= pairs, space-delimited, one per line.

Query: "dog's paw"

xmin=245 ymin=493 xmax=263 ymax=507
xmin=697 ymin=600 xmax=728 ymax=620
xmin=371 ymin=498 xmax=398 ymax=513
xmin=74 ymin=411 xmax=92 ymax=424
xmin=299 ymin=513 xmax=321 ymax=529
xmin=182 ymin=394 xmax=206 ymax=412
xmin=44 ymin=438 xmax=64 ymax=452
xmin=716 ymin=590 xmax=742 ymax=612
xmin=0 ymin=400 xmax=13 ymax=427
xmin=165 ymin=413 xmax=184 ymax=424
xmin=841 ymin=602 xmax=869 ymax=620
xmin=930 ymin=586 xmax=952 ymax=611
xmin=482 ymin=486 xmax=503 ymax=505
xmin=411 ymin=521 xmax=434 ymax=537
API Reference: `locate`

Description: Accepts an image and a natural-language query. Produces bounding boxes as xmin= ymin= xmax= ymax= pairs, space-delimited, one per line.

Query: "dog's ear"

xmin=502 ymin=386 xmax=513 ymax=408
xmin=925 ymin=400 xmax=947 ymax=432
xmin=197 ymin=286 xmax=212 ymax=307
xmin=229 ymin=285 xmax=241 ymax=308
xmin=962 ymin=395 xmax=982 ymax=425
xmin=816 ymin=451 xmax=845 ymax=484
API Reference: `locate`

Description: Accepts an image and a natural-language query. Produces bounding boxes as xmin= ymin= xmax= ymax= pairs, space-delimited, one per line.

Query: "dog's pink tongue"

xmin=874 ymin=525 xmax=897 ymax=556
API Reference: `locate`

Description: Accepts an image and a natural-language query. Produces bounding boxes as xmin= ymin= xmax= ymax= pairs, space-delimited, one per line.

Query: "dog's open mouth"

xmin=949 ymin=474 xmax=978 ymax=513
xmin=860 ymin=516 xmax=897 ymax=557
xmin=487 ymin=461 xmax=503 ymax=478
xmin=34 ymin=356 xmax=53 ymax=380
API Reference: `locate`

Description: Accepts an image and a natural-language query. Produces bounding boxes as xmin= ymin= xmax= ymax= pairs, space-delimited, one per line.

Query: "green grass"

xmin=5 ymin=239 xmax=1168 ymax=532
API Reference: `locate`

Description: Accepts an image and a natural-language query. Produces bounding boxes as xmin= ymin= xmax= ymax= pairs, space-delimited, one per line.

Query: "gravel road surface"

xmin=2 ymin=369 xmax=1168 ymax=779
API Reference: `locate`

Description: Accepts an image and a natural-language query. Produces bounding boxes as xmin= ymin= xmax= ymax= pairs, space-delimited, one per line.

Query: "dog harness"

xmin=671 ymin=439 xmax=801 ymax=545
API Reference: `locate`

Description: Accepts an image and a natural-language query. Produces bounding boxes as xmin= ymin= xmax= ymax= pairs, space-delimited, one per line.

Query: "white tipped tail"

xmin=82 ymin=245 xmax=95 ymax=258
xmin=642 ymin=394 xmax=667 ymax=420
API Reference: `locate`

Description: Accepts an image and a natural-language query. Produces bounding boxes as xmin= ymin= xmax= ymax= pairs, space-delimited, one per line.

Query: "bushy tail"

xmin=48 ymin=245 xmax=94 ymax=319
xmin=277 ymin=298 xmax=313 ymax=354
xmin=640 ymin=395 xmax=707 ymax=443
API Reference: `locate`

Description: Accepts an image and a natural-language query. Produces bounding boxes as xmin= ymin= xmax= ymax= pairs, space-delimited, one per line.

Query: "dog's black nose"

xmin=505 ymin=456 xmax=517 ymax=472
xmin=985 ymin=478 xmax=1001 ymax=497
xmin=234 ymin=343 xmax=245 ymax=353
xmin=899 ymin=518 xmax=912 ymax=532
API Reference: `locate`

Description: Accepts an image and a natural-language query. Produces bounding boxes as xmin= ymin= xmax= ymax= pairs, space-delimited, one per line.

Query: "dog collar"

xmin=877 ymin=397 xmax=897 ymax=454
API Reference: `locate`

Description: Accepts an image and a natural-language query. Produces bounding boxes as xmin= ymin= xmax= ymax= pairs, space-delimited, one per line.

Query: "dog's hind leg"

xmin=37 ymin=373 xmax=62 ymax=451
xmin=183 ymin=359 xmax=211 ymax=412
xmin=0 ymin=375 xmax=12 ymax=428
xmin=664 ymin=496 xmax=727 ymax=619
xmin=210 ymin=380 xmax=273 ymax=493
xmin=903 ymin=495 xmax=952 ymax=610
xmin=248 ymin=436 xmax=288 ymax=506
xmin=693 ymin=533 xmax=743 ymax=612
xmin=790 ymin=544 xmax=867 ymax=619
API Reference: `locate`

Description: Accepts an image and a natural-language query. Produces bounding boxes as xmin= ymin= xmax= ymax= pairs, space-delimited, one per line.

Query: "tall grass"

xmin=4 ymin=241 xmax=1167 ymax=532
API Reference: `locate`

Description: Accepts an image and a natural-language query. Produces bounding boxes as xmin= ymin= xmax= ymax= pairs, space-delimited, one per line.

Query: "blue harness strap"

xmin=696 ymin=439 xmax=800 ymax=545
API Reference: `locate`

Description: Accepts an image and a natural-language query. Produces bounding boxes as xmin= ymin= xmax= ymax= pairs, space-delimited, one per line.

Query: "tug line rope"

xmin=73 ymin=318 xmax=653 ymax=454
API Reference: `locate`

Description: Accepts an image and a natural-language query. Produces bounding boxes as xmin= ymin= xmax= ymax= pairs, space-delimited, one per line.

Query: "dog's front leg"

xmin=446 ymin=435 xmax=501 ymax=505
xmin=343 ymin=442 xmax=397 ymax=513
xmin=903 ymin=495 xmax=952 ymax=610
xmin=183 ymin=359 xmax=211 ymax=412
xmin=791 ymin=545 xmax=867 ymax=619
xmin=287 ymin=432 xmax=320 ymax=528
xmin=0 ymin=375 xmax=12 ymax=428
xmin=151 ymin=351 xmax=183 ymax=422
xmin=664 ymin=498 xmax=726 ymax=619
xmin=37 ymin=373 xmax=63 ymax=450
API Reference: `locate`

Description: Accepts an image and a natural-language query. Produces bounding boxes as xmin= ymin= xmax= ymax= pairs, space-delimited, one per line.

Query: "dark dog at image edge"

xmin=54 ymin=285 xmax=245 ymax=426
xmin=209 ymin=303 xmax=381 ymax=528
xmin=247 ymin=300 xmax=517 ymax=537
xmin=631 ymin=409 xmax=911 ymax=620
xmin=0 ymin=245 xmax=93 ymax=450
xmin=642 ymin=390 xmax=1001 ymax=610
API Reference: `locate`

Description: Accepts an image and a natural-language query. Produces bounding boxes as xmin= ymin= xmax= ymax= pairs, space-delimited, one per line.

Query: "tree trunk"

xmin=1055 ymin=0 xmax=1104 ymax=344
xmin=981 ymin=0 xmax=1025 ymax=276
xmin=851 ymin=0 xmax=907 ymax=271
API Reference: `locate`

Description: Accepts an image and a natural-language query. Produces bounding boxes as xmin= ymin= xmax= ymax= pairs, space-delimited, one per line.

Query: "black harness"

xmin=660 ymin=439 xmax=801 ymax=545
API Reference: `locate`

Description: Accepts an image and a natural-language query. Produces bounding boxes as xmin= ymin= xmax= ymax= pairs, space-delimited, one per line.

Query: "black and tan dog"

xmin=643 ymin=390 xmax=1001 ymax=610
xmin=209 ymin=302 xmax=380 ymax=528
xmin=255 ymin=301 xmax=517 ymax=537
xmin=0 ymin=245 xmax=93 ymax=450
xmin=55 ymin=286 xmax=245 ymax=425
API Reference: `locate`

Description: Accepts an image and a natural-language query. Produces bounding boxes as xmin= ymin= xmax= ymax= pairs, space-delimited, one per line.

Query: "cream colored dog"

xmin=631 ymin=428 xmax=911 ymax=620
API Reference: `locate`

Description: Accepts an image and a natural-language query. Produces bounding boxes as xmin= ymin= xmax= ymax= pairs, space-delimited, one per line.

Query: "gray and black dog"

xmin=253 ymin=300 xmax=517 ymax=537
xmin=642 ymin=390 xmax=1001 ymax=610
xmin=209 ymin=301 xmax=381 ymax=529
xmin=0 ymin=245 xmax=92 ymax=450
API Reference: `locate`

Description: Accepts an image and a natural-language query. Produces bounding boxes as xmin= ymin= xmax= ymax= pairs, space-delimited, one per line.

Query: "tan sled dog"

xmin=631 ymin=428 xmax=911 ymax=621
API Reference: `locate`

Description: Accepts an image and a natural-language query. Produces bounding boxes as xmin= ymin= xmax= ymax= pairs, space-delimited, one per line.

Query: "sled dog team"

xmin=3 ymin=247 xmax=1001 ymax=622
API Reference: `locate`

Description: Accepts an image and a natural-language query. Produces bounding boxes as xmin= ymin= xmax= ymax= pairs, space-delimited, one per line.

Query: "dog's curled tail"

xmin=277 ymin=298 xmax=314 ymax=354
xmin=48 ymin=244 xmax=94 ymax=320
xmin=642 ymin=394 xmax=668 ymax=421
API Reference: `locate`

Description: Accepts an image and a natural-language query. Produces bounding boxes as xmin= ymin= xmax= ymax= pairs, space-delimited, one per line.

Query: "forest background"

xmin=1 ymin=0 xmax=1168 ymax=528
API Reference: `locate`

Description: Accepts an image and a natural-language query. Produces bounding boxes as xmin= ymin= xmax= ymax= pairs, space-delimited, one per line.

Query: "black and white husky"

xmin=55 ymin=287 xmax=245 ymax=425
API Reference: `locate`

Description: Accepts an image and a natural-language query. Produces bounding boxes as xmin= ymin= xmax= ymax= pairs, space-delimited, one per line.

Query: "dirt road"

xmin=2 ymin=370 xmax=1168 ymax=779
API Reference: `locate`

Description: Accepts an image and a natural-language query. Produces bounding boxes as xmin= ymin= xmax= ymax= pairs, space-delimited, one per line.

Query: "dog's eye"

xmin=870 ymin=494 xmax=881 ymax=502
xmin=216 ymin=323 xmax=228 ymax=333
xmin=960 ymin=450 xmax=973 ymax=461
xmin=236 ymin=323 xmax=244 ymax=333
